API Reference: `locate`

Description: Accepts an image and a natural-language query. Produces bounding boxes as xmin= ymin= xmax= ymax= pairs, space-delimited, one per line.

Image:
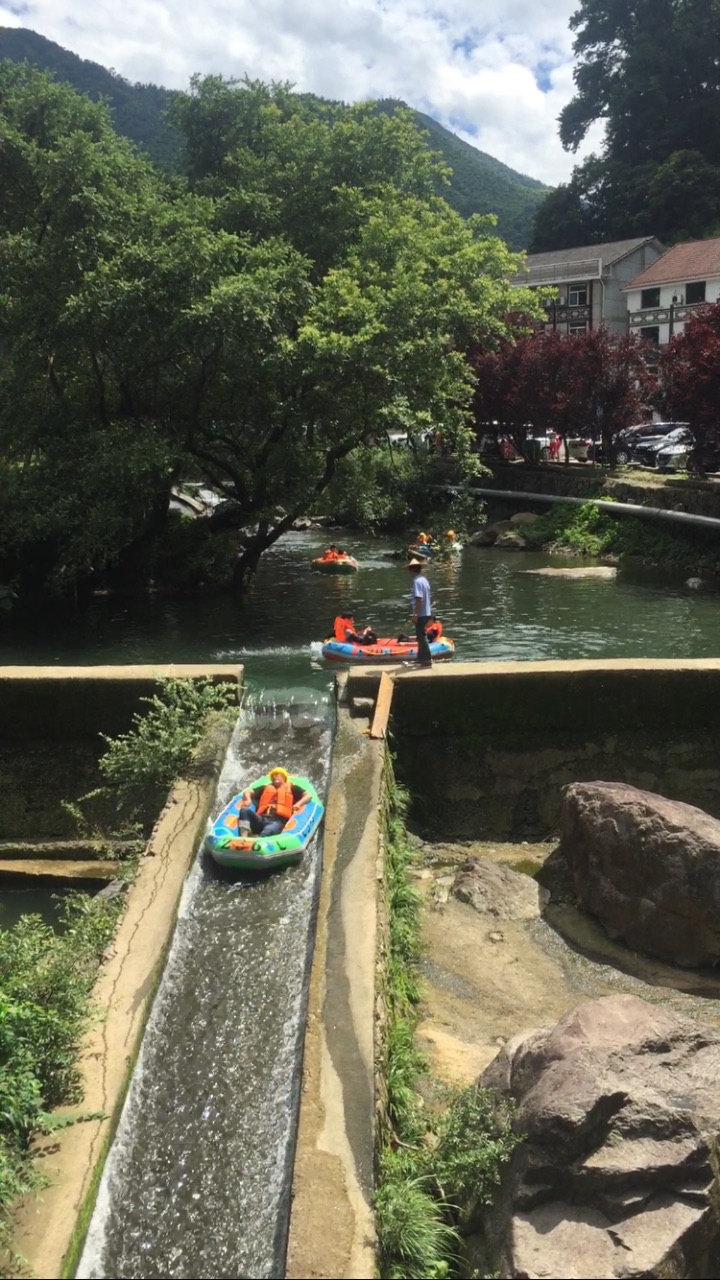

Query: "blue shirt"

xmin=412 ymin=574 xmax=431 ymax=616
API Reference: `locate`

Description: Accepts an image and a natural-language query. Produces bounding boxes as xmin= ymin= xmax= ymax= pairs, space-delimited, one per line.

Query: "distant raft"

xmin=311 ymin=553 xmax=359 ymax=574
xmin=206 ymin=774 xmax=324 ymax=871
xmin=320 ymin=636 xmax=455 ymax=664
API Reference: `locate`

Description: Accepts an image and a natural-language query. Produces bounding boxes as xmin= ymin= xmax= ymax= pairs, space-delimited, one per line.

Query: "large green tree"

xmin=0 ymin=67 xmax=541 ymax=598
xmin=530 ymin=0 xmax=720 ymax=249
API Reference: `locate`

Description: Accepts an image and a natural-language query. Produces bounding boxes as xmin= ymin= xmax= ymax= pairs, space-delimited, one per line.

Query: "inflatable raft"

xmin=206 ymin=774 xmax=324 ymax=870
xmin=311 ymin=553 xmax=359 ymax=574
xmin=321 ymin=636 xmax=455 ymax=664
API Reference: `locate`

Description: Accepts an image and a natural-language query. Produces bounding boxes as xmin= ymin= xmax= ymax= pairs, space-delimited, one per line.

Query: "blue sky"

xmin=0 ymin=0 xmax=604 ymax=184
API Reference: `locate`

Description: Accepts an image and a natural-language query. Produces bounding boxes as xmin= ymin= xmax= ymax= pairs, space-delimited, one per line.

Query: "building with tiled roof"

xmin=623 ymin=238 xmax=720 ymax=345
xmin=516 ymin=237 xmax=664 ymax=337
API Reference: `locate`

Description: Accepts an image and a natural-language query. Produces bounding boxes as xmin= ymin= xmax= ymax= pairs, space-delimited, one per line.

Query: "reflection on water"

xmin=2 ymin=533 xmax=720 ymax=692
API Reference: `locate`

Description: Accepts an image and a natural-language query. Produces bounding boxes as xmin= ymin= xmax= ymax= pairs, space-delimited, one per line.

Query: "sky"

xmin=0 ymin=0 xmax=604 ymax=185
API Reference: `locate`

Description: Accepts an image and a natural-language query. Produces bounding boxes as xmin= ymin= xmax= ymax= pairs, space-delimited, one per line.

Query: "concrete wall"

xmin=0 ymin=666 xmax=243 ymax=840
xmin=350 ymin=660 xmax=720 ymax=839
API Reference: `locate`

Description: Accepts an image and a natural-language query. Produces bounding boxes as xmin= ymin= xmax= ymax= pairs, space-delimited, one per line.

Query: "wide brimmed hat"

xmin=406 ymin=558 xmax=424 ymax=567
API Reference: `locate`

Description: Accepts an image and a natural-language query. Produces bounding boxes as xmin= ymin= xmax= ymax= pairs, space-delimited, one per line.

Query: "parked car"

xmin=528 ymin=433 xmax=591 ymax=462
xmin=632 ymin=426 xmax=692 ymax=469
xmin=590 ymin=422 xmax=688 ymax=465
xmin=478 ymin=433 xmax=519 ymax=461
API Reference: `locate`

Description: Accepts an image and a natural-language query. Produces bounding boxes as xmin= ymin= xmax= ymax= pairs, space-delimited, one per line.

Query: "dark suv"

xmin=604 ymin=422 xmax=689 ymax=465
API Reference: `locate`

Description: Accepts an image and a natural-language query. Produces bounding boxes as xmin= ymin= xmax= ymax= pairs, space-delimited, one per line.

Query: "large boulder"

xmin=477 ymin=994 xmax=720 ymax=1278
xmin=453 ymin=858 xmax=548 ymax=922
xmin=470 ymin=520 xmax=514 ymax=546
xmin=560 ymin=781 xmax=720 ymax=967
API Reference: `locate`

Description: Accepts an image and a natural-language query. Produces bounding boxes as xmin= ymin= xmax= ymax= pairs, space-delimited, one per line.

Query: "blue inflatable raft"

xmin=206 ymin=773 xmax=324 ymax=870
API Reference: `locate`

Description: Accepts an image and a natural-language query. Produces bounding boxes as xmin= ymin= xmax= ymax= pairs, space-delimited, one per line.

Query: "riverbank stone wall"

xmin=351 ymin=660 xmax=720 ymax=840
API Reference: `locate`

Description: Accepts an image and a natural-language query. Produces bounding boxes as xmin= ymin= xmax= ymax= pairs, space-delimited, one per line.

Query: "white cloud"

xmin=1 ymin=0 xmax=602 ymax=184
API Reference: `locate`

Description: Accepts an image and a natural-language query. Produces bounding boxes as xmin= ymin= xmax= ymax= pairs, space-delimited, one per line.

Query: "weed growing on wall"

xmin=0 ymin=896 xmax=121 ymax=1263
xmin=98 ymin=676 xmax=238 ymax=810
xmin=377 ymin=768 xmax=519 ymax=1279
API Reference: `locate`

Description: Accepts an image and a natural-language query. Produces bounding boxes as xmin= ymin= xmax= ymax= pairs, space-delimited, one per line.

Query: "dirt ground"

xmin=412 ymin=837 xmax=720 ymax=1093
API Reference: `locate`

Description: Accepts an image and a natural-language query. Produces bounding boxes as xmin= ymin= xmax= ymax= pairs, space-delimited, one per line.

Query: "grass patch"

xmin=376 ymin=768 xmax=519 ymax=1279
xmin=521 ymin=500 xmax=717 ymax=569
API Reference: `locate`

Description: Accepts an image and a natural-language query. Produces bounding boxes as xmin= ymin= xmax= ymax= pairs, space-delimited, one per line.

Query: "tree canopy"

xmin=530 ymin=0 xmax=720 ymax=249
xmin=0 ymin=66 xmax=541 ymax=600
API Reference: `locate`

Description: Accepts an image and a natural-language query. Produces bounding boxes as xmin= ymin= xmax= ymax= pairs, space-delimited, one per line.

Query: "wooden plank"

xmin=369 ymin=671 xmax=395 ymax=739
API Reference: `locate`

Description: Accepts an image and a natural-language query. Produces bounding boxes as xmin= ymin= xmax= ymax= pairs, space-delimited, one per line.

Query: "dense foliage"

xmin=0 ymin=677 xmax=235 ymax=1253
xmin=0 ymin=897 xmax=121 ymax=1248
xmin=521 ymin=500 xmax=719 ymax=572
xmin=472 ymin=327 xmax=656 ymax=461
xmin=659 ymin=304 xmax=720 ymax=449
xmin=0 ymin=64 xmax=541 ymax=601
xmin=0 ymin=29 xmax=547 ymax=248
xmin=530 ymin=0 xmax=720 ymax=248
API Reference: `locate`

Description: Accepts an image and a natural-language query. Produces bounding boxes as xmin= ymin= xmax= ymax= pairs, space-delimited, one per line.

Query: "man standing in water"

xmin=406 ymin=558 xmax=433 ymax=668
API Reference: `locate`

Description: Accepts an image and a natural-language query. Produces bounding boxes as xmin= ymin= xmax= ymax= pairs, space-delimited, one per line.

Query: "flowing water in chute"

xmin=77 ymin=692 xmax=334 ymax=1279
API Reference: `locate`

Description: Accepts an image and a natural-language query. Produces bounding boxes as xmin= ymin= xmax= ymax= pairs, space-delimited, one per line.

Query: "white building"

xmin=517 ymin=237 xmax=664 ymax=336
xmin=624 ymin=237 xmax=720 ymax=346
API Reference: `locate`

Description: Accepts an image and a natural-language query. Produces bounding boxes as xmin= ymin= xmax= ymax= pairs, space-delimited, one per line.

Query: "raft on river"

xmin=310 ymin=553 xmax=359 ymax=574
xmin=320 ymin=636 xmax=455 ymax=664
xmin=205 ymin=774 xmax=324 ymax=870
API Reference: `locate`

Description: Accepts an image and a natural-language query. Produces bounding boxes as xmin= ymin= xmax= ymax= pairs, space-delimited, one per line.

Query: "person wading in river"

xmin=406 ymin=558 xmax=433 ymax=668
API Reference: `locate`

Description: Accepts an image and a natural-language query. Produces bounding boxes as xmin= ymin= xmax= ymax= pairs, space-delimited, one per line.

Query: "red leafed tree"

xmin=659 ymin=304 xmax=720 ymax=447
xmin=566 ymin=328 xmax=657 ymax=463
xmin=472 ymin=326 xmax=656 ymax=463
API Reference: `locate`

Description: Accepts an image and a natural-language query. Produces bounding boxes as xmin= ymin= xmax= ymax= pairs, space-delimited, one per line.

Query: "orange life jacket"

xmin=257 ymin=782 xmax=294 ymax=819
xmin=426 ymin=619 xmax=443 ymax=640
xmin=334 ymin=615 xmax=353 ymax=642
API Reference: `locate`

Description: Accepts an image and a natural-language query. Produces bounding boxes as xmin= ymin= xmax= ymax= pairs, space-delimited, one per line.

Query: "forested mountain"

xmin=0 ymin=27 xmax=550 ymax=247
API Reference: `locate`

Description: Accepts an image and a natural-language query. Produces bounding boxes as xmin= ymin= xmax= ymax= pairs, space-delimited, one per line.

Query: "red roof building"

xmin=623 ymin=237 xmax=720 ymax=345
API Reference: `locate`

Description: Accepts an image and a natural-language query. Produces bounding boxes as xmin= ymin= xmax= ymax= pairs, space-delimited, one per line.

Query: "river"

xmin=2 ymin=532 xmax=720 ymax=697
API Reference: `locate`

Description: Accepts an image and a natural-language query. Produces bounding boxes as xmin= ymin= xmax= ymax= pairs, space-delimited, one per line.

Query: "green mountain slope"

xmin=0 ymin=26 xmax=182 ymax=168
xmin=0 ymin=27 xmax=550 ymax=247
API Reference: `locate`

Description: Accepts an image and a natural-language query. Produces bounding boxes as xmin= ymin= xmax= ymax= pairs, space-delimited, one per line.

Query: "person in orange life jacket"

xmin=236 ymin=767 xmax=312 ymax=838
xmin=406 ymin=559 xmax=433 ymax=667
xmin=426 ymin=616 xmax=443 ymax=643
xmin=331 ymin=612 xmax=377 ymax=645
xmin=397 ymin=616 xmax=442 ymax=643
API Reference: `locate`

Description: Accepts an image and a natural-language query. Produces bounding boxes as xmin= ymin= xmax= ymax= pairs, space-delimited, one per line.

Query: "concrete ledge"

xmin=6 ymin=699 xmax=238 ymax=1279
xmin=286 ymin=712 xmax=381 ymax=1280
xmin=0 ymin=664 xmax=243 ymax=739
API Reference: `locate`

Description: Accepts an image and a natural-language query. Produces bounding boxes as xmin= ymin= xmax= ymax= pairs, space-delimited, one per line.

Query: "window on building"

xmin=568 ymin=285 xmax=588 ymax=306
xmin=569 ymin=323 xmax=588 ymax=335
xmin=685 ymin=281 xmax=706 ymax=304
xmin=641 ymin=288 xmax=661 ymax=308
xmin=640 ymin=326 xmax=660 ymax=345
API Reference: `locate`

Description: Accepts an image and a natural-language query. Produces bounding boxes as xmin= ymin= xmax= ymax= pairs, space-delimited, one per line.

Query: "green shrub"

xmin=98 ymin=675 xmax=237 ymax=810
xmin=0 ymin=895 xmax=121 ymax=1236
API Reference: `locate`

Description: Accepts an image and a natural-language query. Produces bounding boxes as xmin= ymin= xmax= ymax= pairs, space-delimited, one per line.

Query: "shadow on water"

xmin=77 ymin=694 xmax=334 ymax=1280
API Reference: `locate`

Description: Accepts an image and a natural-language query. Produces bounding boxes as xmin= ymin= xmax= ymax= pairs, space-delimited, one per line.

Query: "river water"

xmin=3 ymin=531 xmax=720 ymax=698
